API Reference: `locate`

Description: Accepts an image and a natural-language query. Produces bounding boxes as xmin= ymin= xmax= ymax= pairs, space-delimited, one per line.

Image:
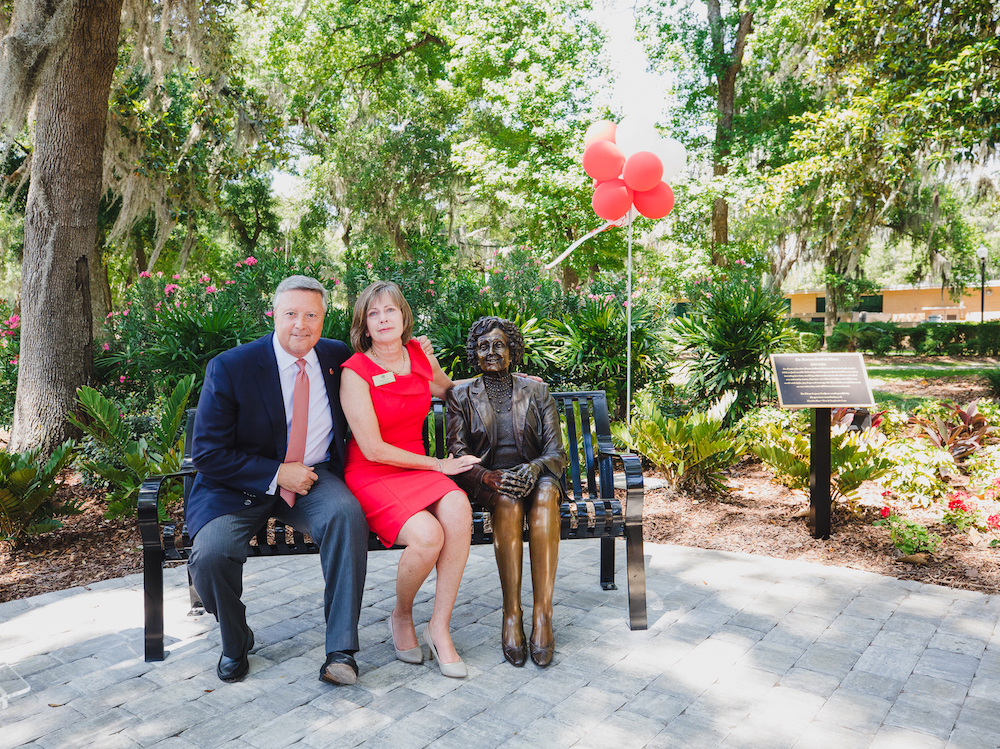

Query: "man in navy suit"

xmin=187 ymin=275 xmax=369 ymax=685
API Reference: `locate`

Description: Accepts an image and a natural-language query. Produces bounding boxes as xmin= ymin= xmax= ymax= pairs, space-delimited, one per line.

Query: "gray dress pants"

xmin=188 ymin=465 xmax=368 ymax=658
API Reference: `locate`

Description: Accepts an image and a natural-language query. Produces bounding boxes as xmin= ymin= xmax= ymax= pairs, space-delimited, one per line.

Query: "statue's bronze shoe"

xmin=529 ymin=616 xmax=554 ymax=667
xmin=502 ymin=614 xmax=527 ymax=667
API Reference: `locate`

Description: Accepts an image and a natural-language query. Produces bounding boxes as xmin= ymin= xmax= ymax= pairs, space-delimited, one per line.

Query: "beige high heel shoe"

xmin=388 ymin=615 xmax=423 ymax=664
xmin=422 ymin=624 xmax=467 ymax=678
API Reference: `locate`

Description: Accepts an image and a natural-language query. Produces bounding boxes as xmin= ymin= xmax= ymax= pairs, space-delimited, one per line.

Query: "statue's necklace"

xmin=483 ymin=375 xmax=513 ymax=414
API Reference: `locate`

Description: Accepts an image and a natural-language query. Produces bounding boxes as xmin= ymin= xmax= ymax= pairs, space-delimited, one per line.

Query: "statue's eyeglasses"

xmin=476 ymin=340 xmax=508 ymax=354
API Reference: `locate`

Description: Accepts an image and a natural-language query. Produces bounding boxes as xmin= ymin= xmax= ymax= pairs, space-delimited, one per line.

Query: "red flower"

xmin=880 ymin=507 xmax=891 ymax=518
xmin=948 ymin=498 xmax=970 ymax=513
xmin=988 ymin=514 xmax=1000 ymax=531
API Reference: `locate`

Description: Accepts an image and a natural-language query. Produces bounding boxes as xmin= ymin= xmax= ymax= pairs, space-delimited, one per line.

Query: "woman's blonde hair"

xmin=350 ymin=280 xmax=414 ymax=352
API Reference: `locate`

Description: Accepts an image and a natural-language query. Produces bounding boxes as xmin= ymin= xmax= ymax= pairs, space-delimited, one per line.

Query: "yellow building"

xmin=784 ymin=281 xmax=1000 ymax=324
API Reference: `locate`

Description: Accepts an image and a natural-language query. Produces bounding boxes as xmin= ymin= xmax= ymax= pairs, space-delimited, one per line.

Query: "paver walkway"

xmin=1 ymin=539 xmax=999 ymax=749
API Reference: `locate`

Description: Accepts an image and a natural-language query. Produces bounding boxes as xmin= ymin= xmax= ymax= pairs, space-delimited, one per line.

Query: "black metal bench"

xmin=138 ymin=390 xmax=647 ymax=662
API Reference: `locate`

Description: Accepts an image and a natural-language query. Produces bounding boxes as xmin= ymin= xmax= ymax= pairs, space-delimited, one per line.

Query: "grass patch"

xmin=865 ymin=366 xmax=975 ymax=378
xmin=873 ymin=390 xmax=934 ymax=413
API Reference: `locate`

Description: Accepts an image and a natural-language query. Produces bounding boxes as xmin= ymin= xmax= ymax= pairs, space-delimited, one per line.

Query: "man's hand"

xmin=277 ymin=462 xmax=318 ymax=496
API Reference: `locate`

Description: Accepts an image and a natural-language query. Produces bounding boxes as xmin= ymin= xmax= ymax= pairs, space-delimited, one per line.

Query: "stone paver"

xmin=1 ymin=540 xmax=999 ymax=748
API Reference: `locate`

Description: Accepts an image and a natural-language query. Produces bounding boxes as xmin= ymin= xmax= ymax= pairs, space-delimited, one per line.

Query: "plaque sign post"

xmin=769 ymin=353 xmax=876 ymax=539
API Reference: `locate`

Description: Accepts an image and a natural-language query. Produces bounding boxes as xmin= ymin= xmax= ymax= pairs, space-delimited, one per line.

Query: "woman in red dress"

xmin=340 ymin=281 xmax=479 ymax=678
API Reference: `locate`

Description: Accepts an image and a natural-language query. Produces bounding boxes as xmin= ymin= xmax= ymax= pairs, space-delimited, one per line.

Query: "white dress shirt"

xmin=267 ymin=333 xmax=334 ymax=494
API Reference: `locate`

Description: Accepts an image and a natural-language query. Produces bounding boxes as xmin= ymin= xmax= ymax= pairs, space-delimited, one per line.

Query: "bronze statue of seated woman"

xmin=446 ymin=316 xmax=567 ymax=667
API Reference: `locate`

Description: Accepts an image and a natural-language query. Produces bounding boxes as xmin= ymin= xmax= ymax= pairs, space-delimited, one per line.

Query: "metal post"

xmin=982 ymin=256 xmax=987 ymax=322
xmin=809 ymin=407 xmax=832 ymax=540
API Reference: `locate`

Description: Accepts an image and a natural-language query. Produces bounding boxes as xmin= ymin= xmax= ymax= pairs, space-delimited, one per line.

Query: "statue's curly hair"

xmin=466 ymin=316 xmax=524 ymax=371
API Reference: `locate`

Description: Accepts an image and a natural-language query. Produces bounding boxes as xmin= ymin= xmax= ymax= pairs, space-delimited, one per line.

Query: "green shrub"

xmin=826 ymin=323 xmax=857 ymax=352
xmin=69 ymin=375 xmax=195 ymax=520
xmin=907 ymin=325 xmax=928 ymax=352
xmin=878 ymin=439 xmax=955 ymax=507
xmin=913 ymin=321 xmax=976 ymax=355
xmin=612 ymin=391 xmax=745 ymax=493
xmin=0 ymin=440 xmax=79 ymax=545
xmin=738 ymin=407 xmax=809 ymax=450
xmin=665 ymin=263 xmax=795 ymax=419
xmin=796 ymin=331 xmax=822 ymax=352
xmin=750 ymin=423 xmax=891 ymax=509
xmin=976 ymin=322 xmax=1000 ymax=356
xmin=872 ymin=403 xmax=911 ymax=439
xmin=985 ymin=369 xmax=1000 ymax=398
xmin=873 ymin=509 xmax=940 ymax=555
xmin=966 ymin=445 xmax=1000 ymax=485
xmin=551 ymin=296 xmax=666 ymax=420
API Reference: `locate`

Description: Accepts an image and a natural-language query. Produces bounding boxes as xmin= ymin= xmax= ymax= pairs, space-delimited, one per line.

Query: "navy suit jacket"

xmin=187 ymin=333 xmax=352 ymax=539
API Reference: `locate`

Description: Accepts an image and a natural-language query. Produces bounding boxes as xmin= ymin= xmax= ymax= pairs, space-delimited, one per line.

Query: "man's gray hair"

xmin=272 ymin=275 xmax=329 ymax=311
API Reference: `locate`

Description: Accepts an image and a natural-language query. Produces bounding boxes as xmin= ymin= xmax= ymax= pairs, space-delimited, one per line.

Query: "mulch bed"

xmin=643 ymin=459 xmax=1000 ymax=596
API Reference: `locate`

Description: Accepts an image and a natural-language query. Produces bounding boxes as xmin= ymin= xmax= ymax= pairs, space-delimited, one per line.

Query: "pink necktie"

xmin=280 ymin=359 xmax=309 ymax=507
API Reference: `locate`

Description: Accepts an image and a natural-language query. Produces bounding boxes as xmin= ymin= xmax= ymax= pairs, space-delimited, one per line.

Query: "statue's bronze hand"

xmin=482 ymin=469 xmax=505 ymax=492
xmin=510 ymin=463 xmax=541 ymax=487
xmin=499 ymin=465 xmax=537 ymax=499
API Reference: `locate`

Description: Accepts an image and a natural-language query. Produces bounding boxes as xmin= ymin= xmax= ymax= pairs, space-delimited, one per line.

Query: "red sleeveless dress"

xmin=342 ymin=340 xmax=459 ymax=547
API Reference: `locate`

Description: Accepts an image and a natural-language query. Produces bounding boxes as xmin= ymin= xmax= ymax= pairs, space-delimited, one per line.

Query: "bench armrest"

xmin=596 ymin=440 xmax=644 ymax=526
xmin=137 ymin=469 xmax=196 ymax=552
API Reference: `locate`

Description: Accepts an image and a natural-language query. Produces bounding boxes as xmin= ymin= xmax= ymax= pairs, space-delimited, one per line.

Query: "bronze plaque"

xmin=770 ymin=353 xmax=875 ymax=409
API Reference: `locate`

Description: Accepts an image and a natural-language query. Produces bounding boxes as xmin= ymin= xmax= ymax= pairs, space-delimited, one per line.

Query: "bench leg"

xmin=187 ymin=565 xmax=205 ymax=616
xmin=600 ymin=536 xmax=617 ymax=590
xmin=143 ymin=546 xmax=166 ymax=662
xmin=624 ymin=524 xmax=648 ymax=630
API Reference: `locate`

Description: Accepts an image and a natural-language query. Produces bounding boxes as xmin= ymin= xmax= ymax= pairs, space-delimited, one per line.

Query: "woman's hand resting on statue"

xmin=438 ymin=453 xmax=481 ymax=475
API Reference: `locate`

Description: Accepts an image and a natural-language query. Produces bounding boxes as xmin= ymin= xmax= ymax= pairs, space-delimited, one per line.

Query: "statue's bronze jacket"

xmin=446 ymin=376 xmax=567 ymax=503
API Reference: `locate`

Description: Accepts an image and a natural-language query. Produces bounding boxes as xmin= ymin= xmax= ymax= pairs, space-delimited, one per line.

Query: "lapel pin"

xmin=329 ymin=368 xmax=334 ymax=375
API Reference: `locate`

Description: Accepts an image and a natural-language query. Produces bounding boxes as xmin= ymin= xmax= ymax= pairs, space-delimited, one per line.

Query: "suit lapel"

xmin=254 ymin=333 xmax=287 ymax=456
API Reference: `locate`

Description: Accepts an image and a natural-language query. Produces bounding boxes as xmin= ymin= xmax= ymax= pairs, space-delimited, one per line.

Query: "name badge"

xmin=372 ymin=372 xmax=396 ymax=387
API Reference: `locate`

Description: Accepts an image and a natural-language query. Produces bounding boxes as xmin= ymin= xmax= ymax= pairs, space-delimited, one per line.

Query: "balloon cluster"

xmin=582 ymin=117 xmax=686 ymax=223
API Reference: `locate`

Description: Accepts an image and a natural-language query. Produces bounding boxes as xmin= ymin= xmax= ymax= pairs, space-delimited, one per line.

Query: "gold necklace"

xmin=371 ymin=346 xmax=408 ymax=375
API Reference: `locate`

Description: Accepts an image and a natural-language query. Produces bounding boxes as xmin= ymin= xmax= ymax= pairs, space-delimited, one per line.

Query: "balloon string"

xmin=626 ymin=219 xmax=633 ymax=429
xmin=543 ymin=221 xmax=614 ymax=270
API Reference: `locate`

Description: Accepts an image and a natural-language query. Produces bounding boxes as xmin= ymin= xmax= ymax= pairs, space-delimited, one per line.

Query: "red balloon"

xmin=622 ymin=151 xmax=663 ymax=192
xmin=633 ymin=182 xmax=675 ymax=219
xmin=583 ymin=141 xmax=625 ymax=182
xmin=592 ymin=179 xmax=634 ymax=221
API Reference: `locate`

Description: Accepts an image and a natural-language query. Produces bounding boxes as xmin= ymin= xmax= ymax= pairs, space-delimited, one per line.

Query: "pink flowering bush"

xmin=0 ymin=306 xmax=21 ymax=427
xmin=98 ymin=250 xmax=321 ymax=404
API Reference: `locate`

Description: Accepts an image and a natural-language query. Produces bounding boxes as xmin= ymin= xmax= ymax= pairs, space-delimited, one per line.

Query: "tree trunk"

xmin=176 ymin=213 xmax=197 ymax=274
xmin=10 ymin=0 xmax=123 ymax=455
xmin=707 ymin=1 xmax=753 ymax=261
